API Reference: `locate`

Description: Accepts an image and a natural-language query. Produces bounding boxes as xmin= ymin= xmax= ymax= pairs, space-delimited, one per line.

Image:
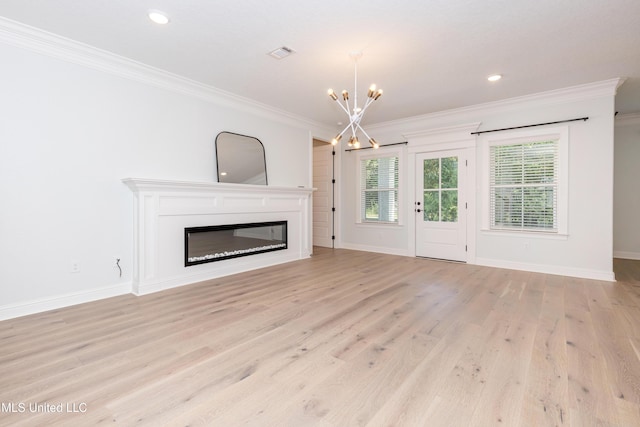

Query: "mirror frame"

xmin=215 ymin=131 xmax=268 ymax=185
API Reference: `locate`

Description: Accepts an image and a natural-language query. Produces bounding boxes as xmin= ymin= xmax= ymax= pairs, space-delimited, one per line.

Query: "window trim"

xmin=356 ymin=148 xmax=402 ymax=225
xmin=481 ymin=126 xmax=569 ymax=235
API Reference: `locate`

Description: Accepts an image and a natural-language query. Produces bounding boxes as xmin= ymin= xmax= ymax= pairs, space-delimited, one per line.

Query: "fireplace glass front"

xmin=184 ymin=221 xmax=287 ymax=266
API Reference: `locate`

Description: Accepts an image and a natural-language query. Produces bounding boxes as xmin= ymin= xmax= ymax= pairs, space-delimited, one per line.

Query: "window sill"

xmin=480 ymin=229 xmax=568 ymax=240
xmin=356 ymin=221 xmax=403 ymax=228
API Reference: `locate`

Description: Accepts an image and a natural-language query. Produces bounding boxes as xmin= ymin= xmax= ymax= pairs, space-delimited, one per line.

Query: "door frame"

xmin=312 ymin=138 xmax=336 ymax=248
xmin=414 ymin=149 xmax=468 ymax=261
xmin=405 ymin=123 xmax=479 ymax=263
xmin=310 ymin=136 xmax=342 ymax=249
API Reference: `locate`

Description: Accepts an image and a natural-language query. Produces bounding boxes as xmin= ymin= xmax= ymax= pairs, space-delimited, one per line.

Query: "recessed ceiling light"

xmin=148 ymin=10 xmax=170 ymax=25
xmin=488 ymin=74 xmax=502 ymax=82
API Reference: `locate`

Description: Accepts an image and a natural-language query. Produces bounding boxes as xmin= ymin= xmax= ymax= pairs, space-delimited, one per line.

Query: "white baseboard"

xmin=0 ymin=282 xmax=131 ymax=321
xmin=339 ymin=243 xmax=409 ymax=257
xmin=338 ymin=246 xmax=615 ymax=281
xmin=475 ymin=257 xmax=616 ymax=282
xmin=133 ymin=252 xmax=310 ymax=296
xmin=614 ymin=251 xmax=640 ymax=260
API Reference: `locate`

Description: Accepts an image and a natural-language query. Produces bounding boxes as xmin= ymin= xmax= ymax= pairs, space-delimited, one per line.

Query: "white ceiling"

xmin=1 ymin=0 xmax=639 ymax=128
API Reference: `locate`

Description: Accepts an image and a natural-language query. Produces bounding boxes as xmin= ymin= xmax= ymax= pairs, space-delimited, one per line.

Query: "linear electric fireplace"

xmin=185 ymin=221 xmax=287 ymax=266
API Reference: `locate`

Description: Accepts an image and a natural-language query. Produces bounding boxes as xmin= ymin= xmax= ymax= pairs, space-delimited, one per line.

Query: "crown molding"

xmin=403 ymin=122 xmax=481 ymax=140
xmin=615 ymin=112 xmax=640 ymax=127
xmin=369 ymin=78 xmax=625 ymax=131
xmin=0 ymin=17 xmax=330 ymax=132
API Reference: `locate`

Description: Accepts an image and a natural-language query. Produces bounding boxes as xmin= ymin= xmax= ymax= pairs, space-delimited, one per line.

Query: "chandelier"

xmin=327 ymin=52 xmax=383 ymax=149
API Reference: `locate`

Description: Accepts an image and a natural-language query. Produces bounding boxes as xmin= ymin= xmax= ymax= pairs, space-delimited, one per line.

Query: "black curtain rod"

xmin=345 ymin=141 xmax=408 ymax=152
xmin=470 ymin=117 xmax=589 ymax=135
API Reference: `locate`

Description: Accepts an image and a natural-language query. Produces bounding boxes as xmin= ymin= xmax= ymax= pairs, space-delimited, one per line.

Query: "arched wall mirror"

xmin=215 ymin=132 xmax=268 ymax=185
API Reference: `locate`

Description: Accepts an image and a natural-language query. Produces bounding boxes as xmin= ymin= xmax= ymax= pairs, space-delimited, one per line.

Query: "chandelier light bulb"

xmin=369 ymin=138 xmax=379 ymax=149
xmin=374 ymin=89 xmax=383 ymax=100
xmin=342 ymin=90 xmax=349 ymax=101
xmin=331 ymin=134 xmax=342 ymax=145
xmin=368 ymin=84 xmax=377 ymax=98
xmin=328 ymin=89 xmax=338 ymax=101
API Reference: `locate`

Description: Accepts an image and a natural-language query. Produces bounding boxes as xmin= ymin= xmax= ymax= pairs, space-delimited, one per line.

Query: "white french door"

xmin=415 ymin=150 xmax=467 ymax=262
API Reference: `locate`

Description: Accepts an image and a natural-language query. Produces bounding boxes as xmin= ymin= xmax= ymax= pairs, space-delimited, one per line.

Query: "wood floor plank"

xmin=424 ymin=318 xmax=505 ymax=426
xmin=1 ymin=248 xmax=639 ymax=426
xmin=519 ymin=277 xmax=569 ymax=426
xmin=467 ymin=317 xmax=538 ymax=426
xmin=565 ymin=299 xmax=625 ymax=425
xmin=589 ymin=307 xmax=640 ymax=405
xmin=363 ymin=321 xmax=484 ymax=426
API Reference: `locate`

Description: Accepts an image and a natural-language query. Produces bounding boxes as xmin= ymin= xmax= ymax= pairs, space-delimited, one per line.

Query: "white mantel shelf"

xmin=122 ymin=177 xmax=314 ymax=195
xmin=123 ymin=178 xmax=314 ymax=295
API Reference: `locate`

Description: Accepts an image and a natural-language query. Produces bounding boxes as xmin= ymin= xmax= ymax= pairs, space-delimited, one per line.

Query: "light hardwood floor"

xmin=2 ymin=248 xmax=640 ymax=426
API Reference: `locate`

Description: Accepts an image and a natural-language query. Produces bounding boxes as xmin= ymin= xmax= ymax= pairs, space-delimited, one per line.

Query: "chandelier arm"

xmin=356 ymin=124 xmax=379 ymax=148
xmin=336 ymin=122 xmax=352 ymax=138
xmin=359 ymin=97 xmax=375 ymax=115
xmin=349 ymin=119 xmax=358 ymax=137
xmin=355 ymin=123 xmax=371 ymax=140
xmin=333 ymin=98 xmax=351 ymax=117
xmin=343 ymin=97 xmax=352 ymax=117
xmin=353 ymin=60 xmax=358 ymax=112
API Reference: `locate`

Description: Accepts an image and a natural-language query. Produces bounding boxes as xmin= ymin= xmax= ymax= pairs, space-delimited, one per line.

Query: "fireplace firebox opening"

xmin=184 ymin=221 xmax=287 ymax=266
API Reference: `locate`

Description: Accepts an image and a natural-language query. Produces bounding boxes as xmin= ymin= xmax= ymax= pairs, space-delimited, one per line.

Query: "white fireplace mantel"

xmin=123 ymin=178 xmax=314 ymax=295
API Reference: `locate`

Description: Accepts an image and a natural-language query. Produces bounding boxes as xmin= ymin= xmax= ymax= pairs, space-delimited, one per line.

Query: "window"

xmin=490 ymin=139 xmax=558 ymax=232
xmin=360 ymin=155 xmax=399 ymax=223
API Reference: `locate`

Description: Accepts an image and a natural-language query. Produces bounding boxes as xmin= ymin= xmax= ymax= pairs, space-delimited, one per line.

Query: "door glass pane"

xmin=441 ymin=157 xmax=458 ymax=188
xmin=441 ymin=190 xmax=458 ymax=222
xmin=423 ymin=191 xmax=439 ymax=221
xmin=423 ymin=159 xmax=439 ymax=190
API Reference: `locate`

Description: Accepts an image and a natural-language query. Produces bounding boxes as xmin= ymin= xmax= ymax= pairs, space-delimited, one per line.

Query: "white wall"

xmin=614 ymin=114 xmax=640 ymax=260
xmin=0 ymin=35 xmax=329 ymax=319
xmin=338 ymin=80 xmax=620 ymax=280
xmin=339 ymin=144 xmax=410 ymax=255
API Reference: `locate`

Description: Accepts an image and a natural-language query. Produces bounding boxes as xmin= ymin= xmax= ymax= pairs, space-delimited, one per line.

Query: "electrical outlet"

xmin=70 ymin=260 xmax=80 ymax=273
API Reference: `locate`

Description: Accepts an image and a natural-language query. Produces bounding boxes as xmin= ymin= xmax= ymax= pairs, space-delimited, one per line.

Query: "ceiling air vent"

xmin=268 ymin=46 xmax=294 ymax=59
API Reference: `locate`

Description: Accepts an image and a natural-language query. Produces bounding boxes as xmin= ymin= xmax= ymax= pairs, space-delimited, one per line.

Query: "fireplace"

xmin=123 ymin=178 xmax=312 ymax=295
xmin=184 ymin=221 xmax=287 ymax=266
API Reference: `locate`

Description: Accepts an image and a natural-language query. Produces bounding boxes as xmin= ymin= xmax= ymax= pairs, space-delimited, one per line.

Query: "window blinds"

xmin=361 ymin=156 xmax=399 ymax=222
xmin=490 ymin=140 xmax=558 ymax=231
